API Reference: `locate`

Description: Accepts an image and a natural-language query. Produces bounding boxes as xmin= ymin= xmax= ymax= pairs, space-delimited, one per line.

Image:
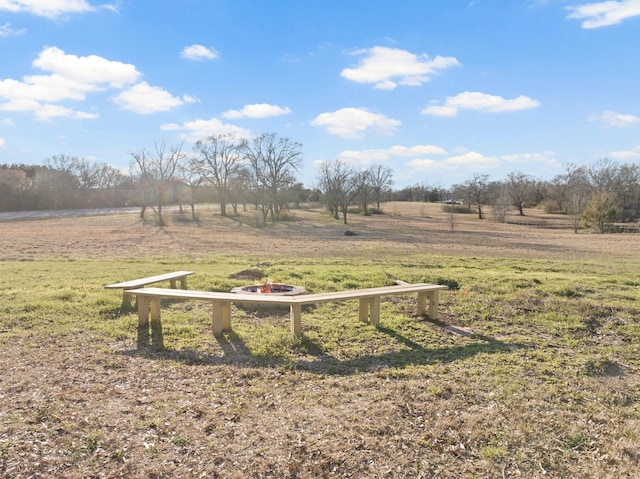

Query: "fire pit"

xmin=231 ymin=282 xmax=306 ymax=296
xmin=230 ymin=281 xmax=306 ymax=309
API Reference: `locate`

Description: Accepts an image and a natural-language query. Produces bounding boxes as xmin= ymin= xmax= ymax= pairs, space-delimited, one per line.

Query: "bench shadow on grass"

xmin=295 ymin=323 xmax=526 ymax=375
xmin=122 ymin=316 xmax=527 ymax=376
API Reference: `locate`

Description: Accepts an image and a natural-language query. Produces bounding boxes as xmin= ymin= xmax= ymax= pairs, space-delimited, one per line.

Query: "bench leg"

xmin=417 ymin=292 xmax=428 ymax=316
xmin=149 ymin=298 xmax=164 ymax=350
xmin=180 ymin=277 xmax=188 ymax=289
xmin=428 ymin=291 xmax=440 ymax=320
xmin=212 ymin=302 xmax=223 ymax=335
xmin=358 ymin=298 xmax=369 ymax=323
xmin=170 ymin=279 xmax=177 ymax=289
xmin=358 ymin=297 xmax=381 ymax=326
xmin=290 ymin=304 xmax=302 ymax=338
xmin=137 ymin=296 xmax=150 ymax=328
xmin=369 ymin=297 xmax=381 ymax=327
xmin=417 ymin=291 xmax=440 ymax=319
xmin=137 ymin=296 xmax=150 ymax=347
xmin=220 ymin=301 xmax=231 ymax=331
xmin=122 ymin=291 xmax=133 ymax=310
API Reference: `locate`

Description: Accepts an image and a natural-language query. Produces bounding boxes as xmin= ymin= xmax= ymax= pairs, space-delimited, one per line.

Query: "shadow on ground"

xmin=120 ymin=321 xmax=527 ymax=376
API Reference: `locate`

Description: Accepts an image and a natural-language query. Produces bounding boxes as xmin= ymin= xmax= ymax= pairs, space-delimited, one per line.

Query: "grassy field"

xmin=0 ymin=202 xmax=639 ymax=478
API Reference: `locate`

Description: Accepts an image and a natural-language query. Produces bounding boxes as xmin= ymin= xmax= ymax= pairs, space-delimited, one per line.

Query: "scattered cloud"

xmin=222 ymin=103 xmax=292 ymax=119
xmin=161 ymin=118 xmax=253 ymax=141
xmin=0 ymin=22 xmax=26 ymax=37
xmin=609 ymin=144 xmax=640 ymax=159
xmin=340 ymin=46 xmax=460 ymax=90
xmin=0 ymin=137 xmax=5 ymax=147
xmin=422 ymin=91 xmax=540 ymax=117
xmin=406 ymin=151 xmax=499 ymax=173
xmin=0 ymin=46 xmax=189 ymax=119
xmin=406 ymin=158 xmax=440 ymax=171
xmin=338 ymin=144 xmax=447 ymax=165
xmin=181 ymin=44 xmax=219 ymax=61
xmin=32 ymin=103 xmax=98 ymax=121
xmin=445 ymin=151 xmax=500 ymax=167
xmin=567 ymin=0 xmax=640 ymax=28
xmin=0 ymin=0 xmax=113 ymax=19
xmin=311 ymin=107 xmax=401 ymax=138
xmin=113 ymin=82 xmax=194 ymax=114
xmin=589 ymin=110 xmax=640 ymax=127
xmin=500 ymin=151 xmax=561 ymax=174
xmin=33 ymin=46 xmax=139 ymax=88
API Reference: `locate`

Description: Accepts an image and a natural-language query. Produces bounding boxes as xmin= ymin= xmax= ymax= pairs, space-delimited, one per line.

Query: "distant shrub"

xmin=440 ymin=204 xmax=472 ymax=214
xmin=436 ymin=277 xmax=460 ymax=290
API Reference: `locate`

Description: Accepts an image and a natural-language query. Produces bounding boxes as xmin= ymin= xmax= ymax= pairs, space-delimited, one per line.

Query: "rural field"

xmin=0 ymin=202 xmax=639 ymax=478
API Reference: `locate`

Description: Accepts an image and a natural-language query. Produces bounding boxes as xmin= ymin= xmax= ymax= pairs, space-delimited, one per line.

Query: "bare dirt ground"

xmin=1 ymin=203 xmax=639 ymax=478
xmin=1 ymin=202 xmax=637 ymax=261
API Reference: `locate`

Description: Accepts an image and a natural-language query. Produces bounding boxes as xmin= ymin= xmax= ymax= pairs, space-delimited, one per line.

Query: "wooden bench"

xmin=105 ymin=271 xmax=194 ymax=309
xmin=126 ymin=283 xmax=447 ymax=347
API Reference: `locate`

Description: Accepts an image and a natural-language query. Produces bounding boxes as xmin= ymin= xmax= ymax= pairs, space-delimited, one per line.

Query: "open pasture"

xmin=1 ymin=202 xmax=639 ymax=478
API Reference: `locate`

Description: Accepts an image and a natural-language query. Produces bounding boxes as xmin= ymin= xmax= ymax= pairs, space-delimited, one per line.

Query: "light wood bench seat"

xmin=105 ymin=271 xmax=194 ymax=308
xmin=126 ymin=283 xmax=447 ymax=347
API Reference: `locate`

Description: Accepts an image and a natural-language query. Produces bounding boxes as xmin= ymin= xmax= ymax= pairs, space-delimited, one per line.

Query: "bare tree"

xmin=492 ymin=183 xmax=511 ymax=223
xmin=582 ymin=191 xmax=616 ymax=233
xmin=0 ymin=168 xmax=30 ymax=210
xmin=316 ymin=159 xmax=359 ymax=224
xmin=460 ymin=173 xmax=490 ymax=219
xmin=179 ymin=157 xmax=205 ymax=220
xmin=618 ymin=163 xmax=640 ymax=222
xmin=193 ymin=134 xmax=244 ymax=216
xmin=355 ymin=169 xmax=373 ymax=215
xmin=551 ymin=164 xmax=591 ymax=233
xmin=505 ymin=171 xmax=537 ymax=216
xmin=241 ymin=133 xmax=303 ymax=221
xmin=368 ymin=164 xmax=394 ymax=209
xmin=130 ymin=140 xmax=185 ymax=226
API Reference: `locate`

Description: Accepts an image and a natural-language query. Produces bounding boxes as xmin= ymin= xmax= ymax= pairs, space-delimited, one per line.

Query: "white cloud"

xmin=0 ymin=46 xmax=146 ymax=120
xmin=222 ymin=103 xmax=292 ymax=119
xmin=406 ymin=158 xmax=440 ymax=171
xmin=567 ymin=0 xmax=640 ymax=28
xmin=0 ymin=0 xmax=111 ymax=18
xmin=161 ymin=118 xmax=253 ymax=142
xmin=0 ymin=137 xmax=5 ymax=147
xmin=341 ymin=46 xmax=460 ymax=90
xmin=33 ymin=46 xmax=140 ymax=88
xmin=311 ymin=107 xmax=400 ymax=138
xmin=407 ymin=151 xmax=499 ymax=172
xmin=422 ymin=91 xmax=540 ymax=117
xmin=500 ymin=151 xmax=558 ymax=164
xmin=33 ymin=103 xmax=98 ymax=120
xmin=609 ymin=144 xmax=640 ymax=159
xmin=339 ymin=144 xmax=446 ymax=164
xmin=445 ymin=151 xmax=500 ymax=167
xmin=589 ymin=110 xmax=640 ymax=127
xmin=181 ymin=44 xmax=219 ymax=61
xmin=113 ymin=82 xmax=187 ymax=114
xmin=0 ymin=22 xmax=26 ymax=36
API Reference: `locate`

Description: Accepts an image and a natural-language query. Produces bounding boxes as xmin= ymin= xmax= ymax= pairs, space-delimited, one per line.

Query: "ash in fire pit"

xmin=231 ymin=281 xmax=306 ymax=296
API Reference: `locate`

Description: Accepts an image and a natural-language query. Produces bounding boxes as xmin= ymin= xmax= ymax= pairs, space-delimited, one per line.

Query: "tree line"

xmin=1 ymin=133 xmax=639 ymax=232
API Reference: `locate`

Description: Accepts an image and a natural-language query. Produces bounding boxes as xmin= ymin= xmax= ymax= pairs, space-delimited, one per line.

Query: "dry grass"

xmin=1 ymin=202 xmax=639 ymax=478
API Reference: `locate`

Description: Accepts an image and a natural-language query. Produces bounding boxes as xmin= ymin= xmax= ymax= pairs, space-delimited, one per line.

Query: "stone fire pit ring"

xmin=230 ymin=283 xmax=306 ymax=296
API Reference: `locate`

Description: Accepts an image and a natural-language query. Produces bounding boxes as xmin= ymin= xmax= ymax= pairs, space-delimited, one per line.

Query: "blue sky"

xmin=1 ymin=0 xmax=639 ymax=189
